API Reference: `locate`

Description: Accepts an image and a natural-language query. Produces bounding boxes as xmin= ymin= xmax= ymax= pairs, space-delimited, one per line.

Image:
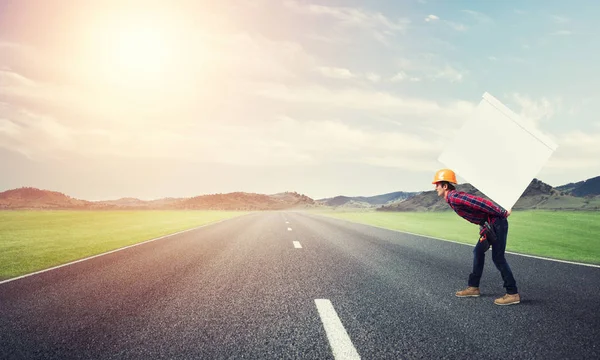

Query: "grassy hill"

xmin=0 ymin=187 xmax=91 ymax=209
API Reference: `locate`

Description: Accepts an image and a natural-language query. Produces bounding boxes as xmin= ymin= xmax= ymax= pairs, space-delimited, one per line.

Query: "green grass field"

xmin=0 ymin=210 xmax=248 ymax=280
xmin=313 ymin=209 xmax=600 ymax=265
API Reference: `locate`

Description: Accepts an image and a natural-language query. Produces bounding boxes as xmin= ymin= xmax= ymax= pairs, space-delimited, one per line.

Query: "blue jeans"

xmin=468 ymin=217 xmax=518 ymax=294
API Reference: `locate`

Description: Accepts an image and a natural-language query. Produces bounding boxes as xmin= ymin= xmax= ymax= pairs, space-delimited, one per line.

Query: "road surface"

xmin=1 ymin=212 xmax=599 ymax=359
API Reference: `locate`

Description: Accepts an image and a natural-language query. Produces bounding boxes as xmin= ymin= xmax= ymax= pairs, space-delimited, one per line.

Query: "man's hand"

xmin=506 ymin=209 xmax=512 ymax=217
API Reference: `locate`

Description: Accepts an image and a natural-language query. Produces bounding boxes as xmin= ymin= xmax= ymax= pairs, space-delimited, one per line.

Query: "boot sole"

xmin=456 ymin=294 xmax=480 ymax=298
xmin=494 ymin=300 xmax=520 ymax=305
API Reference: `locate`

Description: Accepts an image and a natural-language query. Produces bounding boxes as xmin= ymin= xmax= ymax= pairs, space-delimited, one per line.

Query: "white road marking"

xmin=315 ymin=299 xmax=361 ymax=360
xmin=0 ymin=218 xmax=239 ymax=286
xmin=287 ymin=227 xmax=292 ymax=231
xmin=293 ymin=241 xmax=302 ymax=248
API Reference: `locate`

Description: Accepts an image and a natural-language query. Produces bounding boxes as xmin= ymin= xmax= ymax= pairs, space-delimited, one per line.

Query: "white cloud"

xmin=506 ymin=56 xmax=530 ymax=64
xmin=0 ymin=40 xmax=31 ymax=52
xmin=550 ymin=15 xmax=570 ymax=24
xmin=260 ymin=115 xmax=442 ymax=170
xmin=430 ymin=65 xmax=464 ymax=82
xmin=0 ymin=64 xmax=476 ymax=170
xmin=0 ymin=118 xmax=21 ymax=137
xmin=0 ymin=33 xmax=320 ymax=125
xmin=559 ymin=131 xmax=600 ymax=153
xmin=253 ymin=83 xmax=475 ymax=119
xmin=0 ymin=100 xmax=202 ymax=162
xmin=550 ymin=30 xmax=572 ymax=36
xmin=488 ymin=55 xmax=531 ymax=64
xmin=361 ymin=155 xmax=439 ymax=172
xmin=365 ymin=72 xmax=381 ymax=82
xmin=423 ymin=14 xmax=466 ymax=31
xmin=542 ymin=130 xmax=600 ymax=176
xmin=316 ymin=66 xmax=356 ymax=80
xmin=461 ymin=10 xmax=493 ymax=24
xmin=0 ymin=69 xmax=181 ymax=129
xmin=0 ymin=41 xmax=16 ymax=49
xmin=396 ymin=57 xmax=413 ymax=69
xmin=391 ymin=56 xmax=464 ymax=83
xmin=0 ymin=104 xmax=449 ymax=170
xmin=445 ymin=21 xmax=468 ymax=31
xmin=0 ymin=70 xmax=95 ymax=122
xmin=0 ymin=69 xmax=37 ymax=88
xmin=0 ymin=107 xmax=74 ymax=159
xmin=308 ymin=4 xmax=407 ymax=32
xmin=390 ymin=71 xmax=407 ymax=82
xmin=207 ymin=32 xmax=316 ymax=80
xmin=283 ymin=0 xmax=410 ymax=44
xmin=306 ymin=33 xmax=349 ymax=44
xmin=509 ymin=93 xmax=558 ymax=126
xmin=315 ymin=67 xmax=384 ymax=83
xmin=501 ymin=95 xmax=600 ymax=177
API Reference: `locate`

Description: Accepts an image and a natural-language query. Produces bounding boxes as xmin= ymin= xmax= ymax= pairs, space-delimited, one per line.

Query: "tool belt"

xmin=479 ymin=219 xmax=497 ymax=245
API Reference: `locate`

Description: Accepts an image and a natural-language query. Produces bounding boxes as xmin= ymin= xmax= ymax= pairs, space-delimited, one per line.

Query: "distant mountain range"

xmin=1 ymin=175 xmax=599 ymax=211
xmin=378 ymin=177 xmax=600 ymax=212
xmin=316 ymin=191 xmax=418 ymax=208
xmin=555 ymin=176 xmax=600 ymax=197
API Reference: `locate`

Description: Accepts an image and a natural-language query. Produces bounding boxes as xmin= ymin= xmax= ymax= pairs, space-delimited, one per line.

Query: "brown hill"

xmin=94 ymin=197 xmax=184 ymax=209
xmin=0 ymin=188 xmax=317 ymax=211
xmin=172 ymin=191 xmax=316 ymax=210
xmin=269 ymin=192 xmax=317 ymax=207
xmin=0 ymin=187 xmax=91 ymax=209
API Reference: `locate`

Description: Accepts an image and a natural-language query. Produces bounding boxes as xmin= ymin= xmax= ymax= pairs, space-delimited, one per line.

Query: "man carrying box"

xmin=432 ymin=168 xmax=521 ymax=306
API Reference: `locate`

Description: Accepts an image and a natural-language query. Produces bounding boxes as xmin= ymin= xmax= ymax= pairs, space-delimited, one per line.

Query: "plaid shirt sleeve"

xmin=450 ymin=191 xmax=508 ymax=218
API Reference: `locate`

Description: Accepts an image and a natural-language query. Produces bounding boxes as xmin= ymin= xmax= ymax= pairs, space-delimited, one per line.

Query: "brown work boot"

xmin=455 ymin=286 xmax=480 ymax=297
xmin=494 ymin=293 xmax=521 ymax=305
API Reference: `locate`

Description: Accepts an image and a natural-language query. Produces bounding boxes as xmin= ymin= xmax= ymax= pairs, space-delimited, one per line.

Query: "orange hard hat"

xmin=432 ymin=168 xmax=457 ymax=184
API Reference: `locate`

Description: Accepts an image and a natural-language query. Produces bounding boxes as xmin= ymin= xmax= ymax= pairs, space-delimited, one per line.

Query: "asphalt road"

xmin=1 ymin=211 xmax=599 ymax=359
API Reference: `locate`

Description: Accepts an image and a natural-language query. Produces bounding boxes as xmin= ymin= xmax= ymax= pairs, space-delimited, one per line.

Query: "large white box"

xmin=438 ymin=92 xmax=558 ymax=211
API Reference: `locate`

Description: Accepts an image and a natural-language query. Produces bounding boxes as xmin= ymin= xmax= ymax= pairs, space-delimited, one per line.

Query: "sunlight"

xmin=109 ymin=25 xmax=169 ymax=76
xmin=81 ymin=9 xmax=185 ymax=91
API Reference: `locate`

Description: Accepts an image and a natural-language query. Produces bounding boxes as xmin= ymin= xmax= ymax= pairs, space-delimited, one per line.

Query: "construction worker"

xmin=432 ymin=168 xmax=520 ymax=305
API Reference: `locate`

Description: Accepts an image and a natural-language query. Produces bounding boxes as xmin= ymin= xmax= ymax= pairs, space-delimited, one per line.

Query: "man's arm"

xmin=450 ymin=192 xmax=508 ymax=218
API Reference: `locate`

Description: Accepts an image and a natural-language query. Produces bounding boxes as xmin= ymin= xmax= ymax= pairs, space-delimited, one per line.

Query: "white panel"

xmin=438 ymin=92 xmax=557 ymax=211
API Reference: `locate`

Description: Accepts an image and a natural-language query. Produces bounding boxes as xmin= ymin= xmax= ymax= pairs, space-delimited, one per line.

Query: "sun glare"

xmin=75 ymin=5 xmax=206 ymax=108
xmin=82 ymin=11 xmax=181 ymax=89
xmin=110 ymin=26 xmax=168 ymax=75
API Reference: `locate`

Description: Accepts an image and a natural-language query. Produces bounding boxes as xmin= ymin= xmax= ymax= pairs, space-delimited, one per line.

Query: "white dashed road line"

xmin=293 ymin=241 xmax=302 ymax=248
xmin=315 ymin=299 xmax=361 ymax=360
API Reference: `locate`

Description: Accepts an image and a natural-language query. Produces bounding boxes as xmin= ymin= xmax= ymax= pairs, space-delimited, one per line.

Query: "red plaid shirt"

xmin=445 ymin=190 xmax=508 ymax=225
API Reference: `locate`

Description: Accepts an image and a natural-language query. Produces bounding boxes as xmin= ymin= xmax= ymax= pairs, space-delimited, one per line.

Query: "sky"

xmin=1 ymin=0 xmax=599 ymax=201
